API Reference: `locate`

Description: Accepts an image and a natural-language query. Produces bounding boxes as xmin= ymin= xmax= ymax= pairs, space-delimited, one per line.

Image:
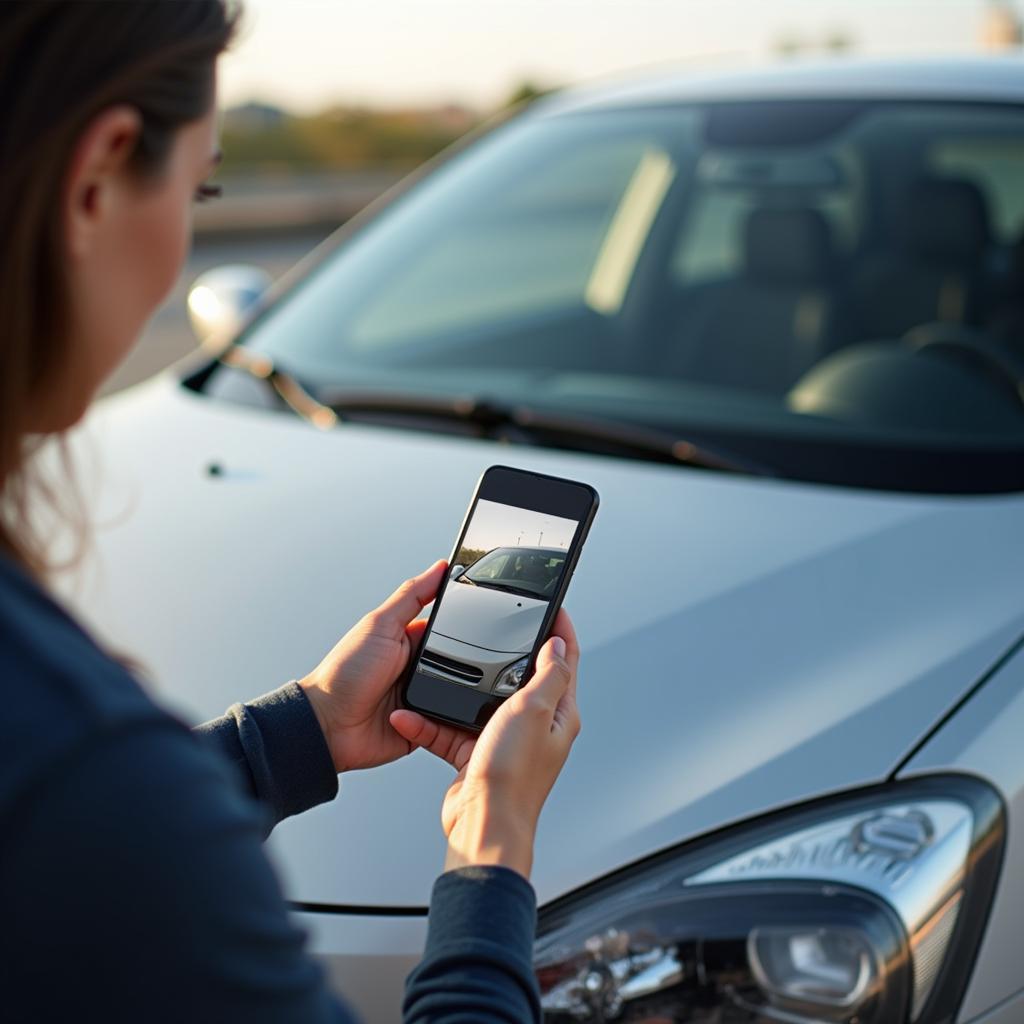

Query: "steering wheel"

xmin=903 ymin=324 xmax=1024 ymax=409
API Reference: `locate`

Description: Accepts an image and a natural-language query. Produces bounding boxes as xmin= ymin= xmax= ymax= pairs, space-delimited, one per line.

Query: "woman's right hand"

xmin=389 ymin=609 xmax=581 ymax=880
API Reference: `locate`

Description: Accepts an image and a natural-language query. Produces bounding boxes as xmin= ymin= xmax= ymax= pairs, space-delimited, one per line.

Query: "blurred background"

xmin=109 ymin=0 xmax=1024 ymax=397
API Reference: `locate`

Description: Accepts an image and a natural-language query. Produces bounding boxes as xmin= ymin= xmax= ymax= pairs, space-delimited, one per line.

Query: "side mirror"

xmin=450 ymin=565 xmax=466 ymax=579
xmin=187 ymin=264 xmax=273 ymax=351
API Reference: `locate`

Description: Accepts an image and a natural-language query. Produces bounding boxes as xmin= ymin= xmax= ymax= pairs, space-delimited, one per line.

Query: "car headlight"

xmin=535 ymin=776 xmax=1003 ymax=1023
xmin=494 ymin=656 xmax=530 ymax=695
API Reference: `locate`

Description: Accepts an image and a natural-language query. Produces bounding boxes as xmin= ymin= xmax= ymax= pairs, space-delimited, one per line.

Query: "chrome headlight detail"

xmin=494 ymin=656 xmax=529 ymax=695
xmin=686 ymin=800 xmax=968 ymax=1018
xmin=535 ymin=776 xmax=1003 ymax=1023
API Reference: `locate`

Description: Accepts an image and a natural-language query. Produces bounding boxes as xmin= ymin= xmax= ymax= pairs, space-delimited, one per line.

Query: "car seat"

xmin=516 ymin=556 xmax=552 ymax=588
xmin=845 ymin=177 xmax=991 ymax=342
xmin=663 ymin=206 xmax=837 ymax=395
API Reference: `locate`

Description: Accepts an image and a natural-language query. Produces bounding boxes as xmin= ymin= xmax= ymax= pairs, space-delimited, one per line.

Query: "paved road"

xmin=102 ymin=229 xmax=330 ymax=396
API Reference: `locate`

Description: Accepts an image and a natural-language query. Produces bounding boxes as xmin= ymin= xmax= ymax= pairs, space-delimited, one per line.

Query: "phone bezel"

xmin=399 ymin=464 xmax=599 ymax=732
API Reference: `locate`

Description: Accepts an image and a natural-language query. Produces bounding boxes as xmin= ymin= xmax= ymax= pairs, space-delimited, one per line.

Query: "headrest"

xmin=905 ymin=178 xmax=990 ymax=266
xmin=744 ymin=207 xmax=834 ymax=286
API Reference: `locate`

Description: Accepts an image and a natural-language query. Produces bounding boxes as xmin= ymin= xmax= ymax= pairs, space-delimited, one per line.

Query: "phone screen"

xmin=410 ymin=497 xmax=581 ymax=701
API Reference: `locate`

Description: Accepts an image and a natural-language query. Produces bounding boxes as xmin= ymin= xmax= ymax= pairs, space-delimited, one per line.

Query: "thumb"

xmin=371 ymin=560 xmax=447 ymax=636
xmin=517 ymin=635 xmax=572 ymax=709
xmin=538 ymin=634 xmax=567 ymax=668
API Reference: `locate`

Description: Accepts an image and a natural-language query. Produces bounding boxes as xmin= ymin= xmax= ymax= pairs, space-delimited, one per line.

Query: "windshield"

xmin=218 ymin=98 xmax=1024 ymax=493
xmin=462 ymin=548 xmax=566 ymax=599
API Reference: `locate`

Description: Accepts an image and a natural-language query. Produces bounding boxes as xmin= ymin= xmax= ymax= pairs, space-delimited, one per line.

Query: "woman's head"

xmin=0 ymin=0 xmax=238 ymax=571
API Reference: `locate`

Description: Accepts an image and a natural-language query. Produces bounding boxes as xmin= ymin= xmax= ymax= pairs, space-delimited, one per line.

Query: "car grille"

xmin=419 ymin=649 xmax=484 ymax=686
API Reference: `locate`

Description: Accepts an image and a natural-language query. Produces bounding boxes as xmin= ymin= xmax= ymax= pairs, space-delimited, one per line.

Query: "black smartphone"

xmin=400 ymin=465 xmax=599 ymax=732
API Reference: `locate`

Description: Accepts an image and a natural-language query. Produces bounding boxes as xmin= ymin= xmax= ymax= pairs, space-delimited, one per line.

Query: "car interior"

xmin=650 ymin=107 xmax=1024 ymax=435
xmin=655 ymin=169 xmax=1024 ymax=432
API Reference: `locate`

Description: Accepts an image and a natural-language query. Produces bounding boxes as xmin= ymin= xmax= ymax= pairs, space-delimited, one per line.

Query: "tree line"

xmin=453 ymin=546 xmax=487 ymax=569
xmin=219 ymin=82 xmax=553 ymax=177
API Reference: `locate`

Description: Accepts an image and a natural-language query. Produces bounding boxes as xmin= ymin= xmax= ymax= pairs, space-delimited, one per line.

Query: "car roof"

xmin=537 ymin=56 xmax=1024 ymax=117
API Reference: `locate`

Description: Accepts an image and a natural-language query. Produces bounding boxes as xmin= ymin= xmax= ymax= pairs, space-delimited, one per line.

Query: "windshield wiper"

xmin=215 ymin=345 xmax=339 ymax=430
xmin=474 ymin=581 xmax=544 ymax=599
xmin=210 ymin=354 xmax=770 ymax=477
xmin=319 ymin=389 xmax=773 ymax=477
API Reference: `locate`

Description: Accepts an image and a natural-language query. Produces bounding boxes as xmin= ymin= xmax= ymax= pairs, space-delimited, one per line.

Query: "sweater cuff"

xmin=426 ymin=865 xmax=538 ymax=968
xmin=203 ymin=682 xmax=338 ymax=828
xmin=427 ymin=865 xmax=537 ymax=946
xmin=408 ymin=866 xmax=541 ymax=1019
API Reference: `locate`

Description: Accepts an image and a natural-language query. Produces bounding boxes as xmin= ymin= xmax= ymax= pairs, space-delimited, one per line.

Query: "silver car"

xmin=67 ymin=57 xmax=1024 ymax=1022
xmin=420 ymin=547 xmax=567 ymax=695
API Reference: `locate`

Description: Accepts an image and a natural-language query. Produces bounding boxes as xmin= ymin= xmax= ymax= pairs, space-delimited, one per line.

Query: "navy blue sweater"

xmin=0 ymin=556 xmax=541 ymax=1022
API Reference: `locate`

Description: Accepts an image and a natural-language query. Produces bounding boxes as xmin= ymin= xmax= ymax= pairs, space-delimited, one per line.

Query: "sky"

xmin=461 ymin=500 xmax=578 ymax=554
xmin=219 ymin=0 xmax=1004 ymax=113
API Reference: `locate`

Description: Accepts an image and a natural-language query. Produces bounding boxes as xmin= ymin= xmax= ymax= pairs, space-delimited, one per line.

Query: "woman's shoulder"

xmin=0 ymin=555 xmax=179 ymax=808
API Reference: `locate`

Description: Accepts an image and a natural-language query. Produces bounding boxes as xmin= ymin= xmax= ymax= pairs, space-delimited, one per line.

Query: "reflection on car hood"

xmin=64 ymin=376 xmax=1024 ymax=908
xmin=432 ymin=580 xmax=546 ymax=653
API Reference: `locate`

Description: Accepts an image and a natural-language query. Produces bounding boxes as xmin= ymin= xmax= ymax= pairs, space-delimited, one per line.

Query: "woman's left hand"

xmin=297 ymin=560 xmax=447 ymax=774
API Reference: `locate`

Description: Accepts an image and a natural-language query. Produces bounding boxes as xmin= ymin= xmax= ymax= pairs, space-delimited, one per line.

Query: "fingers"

xmin=371 ymin=560 xmax=447 ymax=635
xmin=390 ymin=709 xmax=476 ymax=771
xmin=405 ymin=617 xmax=428 ymax=647
xmin=547 ymin=608 xmax=580 ymax=700
xmin=550 ymin=607 xmax=579 ymax=665
xmin=516 ymin=631 xmax=574 ymax=717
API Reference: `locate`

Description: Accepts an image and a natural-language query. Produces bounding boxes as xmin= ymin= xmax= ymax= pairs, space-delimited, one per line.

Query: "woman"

xmin=0 ymin=3 xmax=581 ymax=1021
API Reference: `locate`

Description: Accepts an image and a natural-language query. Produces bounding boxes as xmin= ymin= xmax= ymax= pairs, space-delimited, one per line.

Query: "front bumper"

xmin=421 ymin=632 xmax=523 ymax=695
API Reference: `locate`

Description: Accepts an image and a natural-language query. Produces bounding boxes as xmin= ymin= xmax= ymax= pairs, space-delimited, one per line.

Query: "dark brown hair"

xmin=0 ymin=0 xmax=239 ymax=575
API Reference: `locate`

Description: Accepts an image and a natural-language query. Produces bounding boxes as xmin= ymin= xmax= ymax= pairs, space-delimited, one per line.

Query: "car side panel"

xmin=297 ymin=911 xmax=427 ymax=1023
xmin=899 ymin=638 xmax=1024 ymax=1023
xmin=963 ymin=989 xmax=1024 ymax=1024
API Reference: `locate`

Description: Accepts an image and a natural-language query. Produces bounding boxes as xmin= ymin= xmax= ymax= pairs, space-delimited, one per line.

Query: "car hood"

xmin=433 ymin=580 xmax=546 ymax=653
xmin=61 ymin=377 xmax=1024 ymax=908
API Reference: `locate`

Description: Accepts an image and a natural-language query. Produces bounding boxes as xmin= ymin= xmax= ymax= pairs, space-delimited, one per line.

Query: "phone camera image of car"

xmin=414 ymin=497 xmax=580 ymax=698
xmin=420 ymin=545 xmax=569 ymax=695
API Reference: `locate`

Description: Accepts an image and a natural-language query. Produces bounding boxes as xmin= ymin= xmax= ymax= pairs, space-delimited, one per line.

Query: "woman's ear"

xmin=63 ymin=105 xmax=143 ymax=261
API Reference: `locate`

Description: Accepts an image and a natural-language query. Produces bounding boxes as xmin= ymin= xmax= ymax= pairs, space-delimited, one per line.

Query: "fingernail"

xmin=551 ymin=636 xmax=566 ymax=659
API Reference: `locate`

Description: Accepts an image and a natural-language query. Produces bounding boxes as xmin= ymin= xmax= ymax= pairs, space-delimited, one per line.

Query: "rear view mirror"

xmin=450 ymin=565 xmax=466 ymax=579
